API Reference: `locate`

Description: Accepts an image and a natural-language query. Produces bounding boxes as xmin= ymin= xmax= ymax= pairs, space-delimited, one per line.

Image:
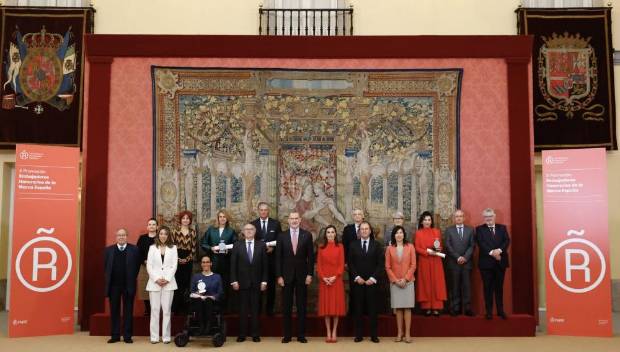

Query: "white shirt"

xmin=117 ymin=244 xmax=126 ymax=251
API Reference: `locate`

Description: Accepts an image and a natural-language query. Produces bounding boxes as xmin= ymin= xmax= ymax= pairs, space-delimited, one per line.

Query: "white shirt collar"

xmin=117 ymin=243 xmax=126 ymax=250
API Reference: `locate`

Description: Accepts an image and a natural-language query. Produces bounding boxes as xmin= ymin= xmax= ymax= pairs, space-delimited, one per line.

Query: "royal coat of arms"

xmin=536 ymin=32 xmax=603 ymax=122
xmin=2 ymin=26 xmax=77 ymax=114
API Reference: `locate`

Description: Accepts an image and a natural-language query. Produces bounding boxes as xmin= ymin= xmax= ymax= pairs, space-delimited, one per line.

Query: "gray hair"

xmin=482 ymin=208 xmax=495 ymax=217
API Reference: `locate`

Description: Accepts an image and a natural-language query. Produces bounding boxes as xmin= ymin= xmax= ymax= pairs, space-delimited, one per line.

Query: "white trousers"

xmin=149 ymin=290 xmax=174 ymax=342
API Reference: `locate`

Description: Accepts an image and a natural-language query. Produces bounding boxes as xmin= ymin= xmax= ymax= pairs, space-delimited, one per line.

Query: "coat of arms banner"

xmin=152 ymin=67 xmax=462 ymax=239
xmin=517 ymin=8 xmax=617 ymax=150
xmin=0 ymin=7 xmax=94 ymax=146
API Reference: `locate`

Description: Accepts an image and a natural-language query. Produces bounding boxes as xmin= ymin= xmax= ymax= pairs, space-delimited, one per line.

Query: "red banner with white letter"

xmin=542 ymin=148 xmax=612 ymax=336
xmin=9 ymin=144 xmax=80 ymax=337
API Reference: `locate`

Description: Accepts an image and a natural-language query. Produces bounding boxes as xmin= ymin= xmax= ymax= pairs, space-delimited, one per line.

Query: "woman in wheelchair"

xmin=190 ymin=255 xmax=224 ymax=334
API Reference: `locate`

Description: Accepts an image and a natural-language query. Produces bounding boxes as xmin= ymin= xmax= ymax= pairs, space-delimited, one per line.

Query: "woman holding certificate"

xmin=414 ymin=211 xmax=447 ymax=317
xmin=201 ymin=209 xmax=237 ymax=311
xmin=146 ymin=226 xmax=178 ymax=344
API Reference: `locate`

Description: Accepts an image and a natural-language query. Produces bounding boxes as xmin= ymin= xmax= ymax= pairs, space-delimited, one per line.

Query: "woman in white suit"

xmin=146 ymin=225 xmax=178 ymax=343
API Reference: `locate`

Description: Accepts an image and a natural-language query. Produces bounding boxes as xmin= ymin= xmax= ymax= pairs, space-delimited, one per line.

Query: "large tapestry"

xmin=517 ymin=7 xmax=617 ymax=150
xmin=0 ymin=7 xmax=94 ymax=146
xmin=153 ymin=68 xmax=462 ymax=238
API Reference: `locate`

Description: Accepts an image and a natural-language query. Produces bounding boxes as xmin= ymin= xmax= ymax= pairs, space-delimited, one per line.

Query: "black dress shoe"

xmin=282 ymin=337 xmax=291 ymax=343
xmin=354 ymin=337 xmax=363 ymax=342
xmin=424 ymin=310 xmax=432 ymax=316
xmin=485 ymin=313 xmax=492 ymax=320
xmin=107 ymin=338 xmax=120 ymax=343
xmin=449 ymin=310 xmax=458 ymax=317
xmin=465 ymin=310 xmax=475 ymax=317
xmin=237 ymin=337 xmax=246 ymax=342
xmin=123 ymin=338 xmax=133 ymax=343
xmin=297 ymin=337 xmax=308 ymax=343
xmin=252 ymin=336 xmax=261 ymax=342
xmin=371 ymin=337 xmax=380 ymax=343
xmin=432 ymin=310 xmax=440 ymax=317
xmin=498 ymin=312 xmax=508 ymax=320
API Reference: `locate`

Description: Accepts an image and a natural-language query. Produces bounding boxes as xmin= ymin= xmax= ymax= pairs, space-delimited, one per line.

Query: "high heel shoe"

xmin=394 ymin=336 xmax=403 ymax=342
xmin=404 ymin=337 xmax=412 ymax=343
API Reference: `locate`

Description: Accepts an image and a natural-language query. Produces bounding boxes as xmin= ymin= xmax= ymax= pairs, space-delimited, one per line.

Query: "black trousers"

xmin=281 ymin=276 xmax=308 ymax=339
xmin=173 ymin=262 xmax=193 ymax=314
xmin=480 ymin=266 xmax=506 ymax=315
xmin=353 ymin=283 xmax=378 ymax=339
xmin=213 ymin=253 xmax=231 ymax=312
xmin=109 ymin=285 xmax=135 ymax=340
xmin=190 ymin=297 xmax=214 ymax=331
xmin=238 ymin=287 xmax=261 ymax=338
xmin=448 ymin=264 xmax=472 ymax=312
xmin=263 ymin=254 xmax=276 ymax=314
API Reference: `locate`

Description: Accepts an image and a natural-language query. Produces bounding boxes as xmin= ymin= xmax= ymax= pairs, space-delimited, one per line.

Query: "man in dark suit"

xmin=348 ymin=221 xmax=383 ymax=343
xmin=231 ymin=223 xmax=268 ymax=342
xmin=476 ymin=208 xmax=510 ymax=320
xmin=342 ymin=208 xmax=364 ymax=315
xmin=250 ymin=201 xmax=282 ymax=316
xmin=444 ymin=209 xmax=475 ymax=316
xmin=104 ymin=228 xmax=141 ymax=343
xmin=275 ymin=212 xmax=314 ymax=343
xmin=342 ymin=208 xmax=365 ymax=261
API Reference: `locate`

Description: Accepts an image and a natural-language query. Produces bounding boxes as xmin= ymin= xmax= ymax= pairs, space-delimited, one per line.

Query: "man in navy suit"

xmin=104 ymin=228 xmax=141 ymax=343
xmin=250 ymin=201 xmax=282 ymax=316
xmin=275 ymin=212 xmax=314 ymax=343
xmin=230 ymin=223 xmax=268 ymax=342
xmin=475 ymin=208 xmax=510 ymax=320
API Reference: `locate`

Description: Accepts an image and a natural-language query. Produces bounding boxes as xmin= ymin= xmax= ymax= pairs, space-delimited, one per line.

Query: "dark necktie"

xmin=490 ymin=226 xmax=495 ymax=237
xmin=261 ymin=220 xmax=266 ymax=235
xmin=362 ymin=240 xmax=367 ymax=253
xmin=247 ymin=241 xmax=253 ymax=262
xmin=458 ymin=226 xmax=463 ymax=239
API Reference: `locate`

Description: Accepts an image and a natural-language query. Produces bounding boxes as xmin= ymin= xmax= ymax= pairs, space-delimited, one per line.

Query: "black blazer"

xmin=104 ymin=243 xmax=141 ymax=297
xmin=342 ymin=223 xmax=358 ymax=262
xmin=230 ymin=239 xmax=268 ymax=289
xmin=475 ymin=223 xmax=510 ymax=269
xmin=347 ymin=238 xmax=384 ymax=281
xmin=275 ymin=228 xmax=315 ymax=284
xmin=251 ymin=217 xmax=282 ymax=243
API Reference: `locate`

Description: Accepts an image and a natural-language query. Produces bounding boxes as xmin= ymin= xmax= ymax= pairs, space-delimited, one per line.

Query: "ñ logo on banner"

xmin=15 ymin=227 xmax=72 ymax=293
xmin=548 ymin=229 xmax=606 ymax=294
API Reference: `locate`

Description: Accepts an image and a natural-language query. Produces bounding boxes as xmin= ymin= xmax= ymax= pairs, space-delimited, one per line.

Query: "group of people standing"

xmin=103 ymin=203 xmax=510 ymax=345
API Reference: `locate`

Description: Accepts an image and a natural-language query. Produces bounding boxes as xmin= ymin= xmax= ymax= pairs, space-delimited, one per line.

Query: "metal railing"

xmin=259 ymin=6 xmax=353 ymax=36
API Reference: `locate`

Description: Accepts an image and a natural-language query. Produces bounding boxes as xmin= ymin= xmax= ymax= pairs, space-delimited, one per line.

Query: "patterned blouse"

xmin=171 ymin=228 xmax=197 ymax=262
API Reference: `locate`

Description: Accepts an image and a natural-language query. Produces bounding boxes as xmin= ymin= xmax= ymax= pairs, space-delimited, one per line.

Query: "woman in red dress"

xmin=414 ymin=211 xmax=447 ymax=316
xmin=317 ymin=225 xmax=345 ymax=342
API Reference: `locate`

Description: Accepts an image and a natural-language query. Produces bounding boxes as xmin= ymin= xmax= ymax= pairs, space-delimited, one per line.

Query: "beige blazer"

xmin=146 ymin=244 xmax=178 ymax=291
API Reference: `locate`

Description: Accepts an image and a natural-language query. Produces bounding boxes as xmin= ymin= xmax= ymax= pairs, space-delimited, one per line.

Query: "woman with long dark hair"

xmin=414 ymin=211 xmax=447 ymax=317
xmin=146 ymin=226 xmax=178 ymax=343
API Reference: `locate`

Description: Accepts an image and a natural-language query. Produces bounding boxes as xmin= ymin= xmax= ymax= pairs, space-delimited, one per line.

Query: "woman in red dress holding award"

xmin=317 ymin=225 xmax=345 ymax=342
xmin=414 ymin=211 xmax=447 ymax=316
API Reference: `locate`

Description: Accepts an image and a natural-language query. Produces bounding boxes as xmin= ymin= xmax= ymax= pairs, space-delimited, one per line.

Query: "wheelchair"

xmin=174 ymin=297 xmax=226 ymax=348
